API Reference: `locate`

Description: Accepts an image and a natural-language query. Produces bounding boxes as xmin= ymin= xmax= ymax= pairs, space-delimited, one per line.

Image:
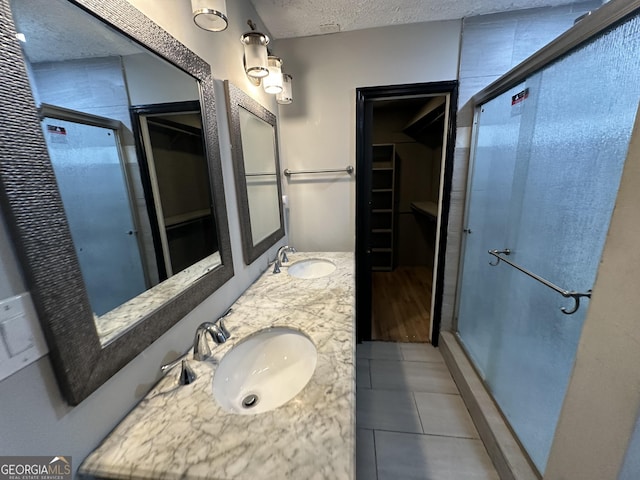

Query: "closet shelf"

xmin=411 ymin=201 xmax=438 ymax=220
xmin=370 ymin=144 xmax=399 ymax=271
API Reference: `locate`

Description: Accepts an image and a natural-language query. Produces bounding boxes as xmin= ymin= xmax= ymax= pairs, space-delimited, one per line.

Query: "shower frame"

xmin=450 ymin=1 xmax=640 ymax=478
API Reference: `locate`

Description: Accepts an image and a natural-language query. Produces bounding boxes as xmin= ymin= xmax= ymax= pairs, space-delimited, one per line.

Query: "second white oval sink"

xmin=212 ymin=328 xmax=317 ymax=415
xmin=287 ymin=259 xmax=336 ymax=279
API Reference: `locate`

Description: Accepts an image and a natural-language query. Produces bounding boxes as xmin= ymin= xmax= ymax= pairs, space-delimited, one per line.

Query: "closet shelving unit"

xmin=371 ymin=144 xmax=398 ymax=271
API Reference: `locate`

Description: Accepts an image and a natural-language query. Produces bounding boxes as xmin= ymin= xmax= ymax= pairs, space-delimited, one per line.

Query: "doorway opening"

xmin=130 ymin=101 xmax=218 ymax=282
xmin=356 ymin=82 xmax=458 ymax=346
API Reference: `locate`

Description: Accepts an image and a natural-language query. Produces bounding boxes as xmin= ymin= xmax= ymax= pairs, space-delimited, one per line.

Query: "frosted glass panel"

xmin=42 ymin=118 xmax=147 ymax=316
xmin=457 ymin=13 xmax=640 ymax=472
xmin=457 ymin=84 xmax=523 ymax=369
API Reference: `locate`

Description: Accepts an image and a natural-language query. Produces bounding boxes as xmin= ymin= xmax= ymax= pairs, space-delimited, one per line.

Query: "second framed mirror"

xmin=225 ymin=81 xmax=285 ymax=264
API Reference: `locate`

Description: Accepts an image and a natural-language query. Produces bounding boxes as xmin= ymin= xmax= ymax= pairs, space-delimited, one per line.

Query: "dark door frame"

xmin=355 ymin=81 xmax=458 ymax=347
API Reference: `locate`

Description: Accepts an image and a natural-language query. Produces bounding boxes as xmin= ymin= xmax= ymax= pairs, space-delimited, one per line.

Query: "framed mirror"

xmin=0 ymin=0 xmax=234 ymax=404
xmin=224 ymin=81 xmax=285 ymax=264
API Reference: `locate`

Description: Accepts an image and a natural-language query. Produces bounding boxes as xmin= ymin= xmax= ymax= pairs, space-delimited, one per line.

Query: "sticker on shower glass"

xmin=46 ymin=125 xmax=66 ymax=135
xmin=511 ymin=88 xmax=529 ymax=105
xmin=46 ymin=125 xmax=68 ymax=144
xmin=511 ymin=88 xmax=529 ymax=116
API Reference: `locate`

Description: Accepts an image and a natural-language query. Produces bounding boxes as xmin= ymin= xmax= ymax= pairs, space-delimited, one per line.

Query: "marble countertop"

xmin=79 ymin=252 xmax=355 ymax=480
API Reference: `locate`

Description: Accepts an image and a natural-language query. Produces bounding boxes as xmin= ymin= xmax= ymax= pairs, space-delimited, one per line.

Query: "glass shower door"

xmin=457 ymin=12 xmax=640 ymax=473
xmin=42 ymin=117 xmax=147 ymax=316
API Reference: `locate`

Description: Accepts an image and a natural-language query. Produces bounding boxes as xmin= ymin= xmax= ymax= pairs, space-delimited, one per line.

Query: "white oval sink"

xmin=212 ymin=328 xmax=317 ymax=415
xmin=287 ymin=259 xmax=336 ymax=279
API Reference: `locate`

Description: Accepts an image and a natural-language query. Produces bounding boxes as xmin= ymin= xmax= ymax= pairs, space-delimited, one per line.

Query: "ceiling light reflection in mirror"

xmin=11 ymin=0 xmax=222 ymax=344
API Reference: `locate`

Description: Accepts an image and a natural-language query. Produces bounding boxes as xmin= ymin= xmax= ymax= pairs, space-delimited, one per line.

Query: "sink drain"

xmin=241 ymin=393 xmax=259 ymax=409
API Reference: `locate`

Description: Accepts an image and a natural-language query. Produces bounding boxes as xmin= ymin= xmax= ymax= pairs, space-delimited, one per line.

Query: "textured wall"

xmin=274 ymin=21 xmax=462 ymax=252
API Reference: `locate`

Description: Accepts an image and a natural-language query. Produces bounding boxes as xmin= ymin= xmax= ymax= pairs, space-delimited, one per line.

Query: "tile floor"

xmin=356 ymin=341 xmax=499 ymax=480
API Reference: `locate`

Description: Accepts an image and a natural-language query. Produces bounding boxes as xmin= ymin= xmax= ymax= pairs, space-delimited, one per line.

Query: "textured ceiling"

xmin=11 ymin=0 xmax=144 ymax=63
xmin=250 ymin=0 xmax=586 ymax=38
xmin=11 ymin=0 xmax=590 ymax=62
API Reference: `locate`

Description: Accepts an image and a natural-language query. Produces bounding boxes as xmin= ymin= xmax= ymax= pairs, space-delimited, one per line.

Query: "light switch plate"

xmin=0 ymin=292 xmax=48 ymax=382
xmin=0 ymin=314 xmax=34 ymax=356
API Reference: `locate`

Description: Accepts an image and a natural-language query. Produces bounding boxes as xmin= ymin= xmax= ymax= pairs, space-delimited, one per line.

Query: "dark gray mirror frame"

xmin=224 ymin=81 xmax=285 ymax=264
xmin=0 ymin=0 xmax=234 ymax=405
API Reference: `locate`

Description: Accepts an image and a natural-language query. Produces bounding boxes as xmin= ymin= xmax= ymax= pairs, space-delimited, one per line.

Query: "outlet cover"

xmin=0 ymin=292 xmax=48 ymax=382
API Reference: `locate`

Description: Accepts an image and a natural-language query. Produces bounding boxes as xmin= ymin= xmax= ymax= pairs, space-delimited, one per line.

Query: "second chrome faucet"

xmin=193 ymin=308 xmax=232 ymax=361
xmin=160 ymin=308 xmax=232 ymax=385
xmin=272 ymin=245 xmax=296 ymax=274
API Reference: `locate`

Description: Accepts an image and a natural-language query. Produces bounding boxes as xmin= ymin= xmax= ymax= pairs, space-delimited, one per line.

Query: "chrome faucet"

xmin=193 ymin=308 xmax=232 ymax=361
xmin=272 ymin=245 xmax=297 ymax=273
xmin=159 ymin=308 xmax=232 ymax=385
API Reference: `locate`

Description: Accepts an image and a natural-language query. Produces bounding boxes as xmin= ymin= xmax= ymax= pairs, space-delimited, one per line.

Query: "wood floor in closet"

xmin=371 ymin=266 xmax=432 ymax=343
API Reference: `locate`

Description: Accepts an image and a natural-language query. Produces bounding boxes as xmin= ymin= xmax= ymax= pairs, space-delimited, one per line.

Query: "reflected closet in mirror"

xmin=0 ymin=0 xmax=233 ymax=404
xmin=130 ymin=102 xmax=218 ymax=282
xmin=224 ymin=81 xmax=285 ymax=264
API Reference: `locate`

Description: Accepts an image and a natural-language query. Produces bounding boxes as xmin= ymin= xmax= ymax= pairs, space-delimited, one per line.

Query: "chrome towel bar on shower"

xmin=488 ymin=249 xmax=592 ymax=315
xmin=283 ymin=165 xmax=354 ymax=177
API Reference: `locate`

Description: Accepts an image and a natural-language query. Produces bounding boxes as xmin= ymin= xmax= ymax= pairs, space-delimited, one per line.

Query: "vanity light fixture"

xmin=262 ymin=56 xmax=284 ymax=94
xmin=241 ymin=20 xmax=292 ymax=103
xmin=241 ymin=21 xmax=270 ymax=79
xmin=276 ymin=73 xmax=293 ymax=104
xmin=191 ymin=0 xmax=228 ymax=32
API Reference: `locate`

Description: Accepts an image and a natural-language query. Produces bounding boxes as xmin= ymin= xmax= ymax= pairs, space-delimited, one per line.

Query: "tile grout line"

xmin=372 ymin=429 xmax=379 ymax=480
xmin=373 ymin=427 xmax=488 ymax=440
xmin=365 ymin=385 xmax=462 ymax=397
xmin=412 ymin=390 xmax=427 ymax=435
xmin=368 ymin=357 xmax=447 ymax=365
